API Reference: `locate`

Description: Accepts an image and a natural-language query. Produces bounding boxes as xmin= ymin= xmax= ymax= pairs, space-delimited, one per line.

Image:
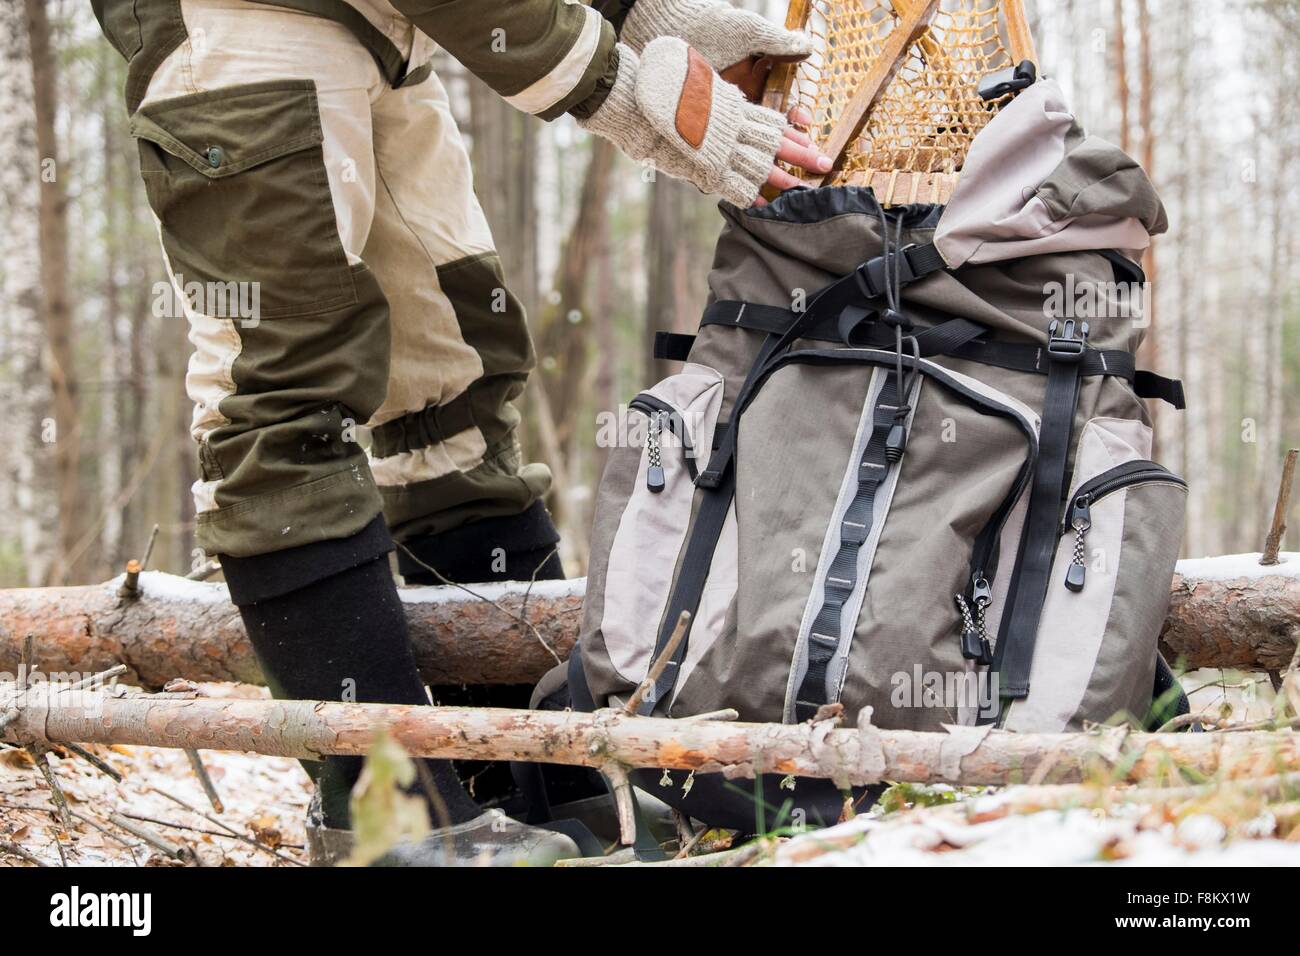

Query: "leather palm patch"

xmin=675 ymin=47 xmax=713 ymax=149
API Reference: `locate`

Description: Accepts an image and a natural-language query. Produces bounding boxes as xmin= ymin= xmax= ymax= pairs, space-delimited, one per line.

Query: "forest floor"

xmin=0 ymin=670 xmax=1294 ymax=867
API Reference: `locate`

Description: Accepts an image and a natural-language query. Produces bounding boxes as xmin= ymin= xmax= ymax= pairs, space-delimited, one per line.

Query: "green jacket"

xmin=93 ymin=0 xmax=638 ymax=119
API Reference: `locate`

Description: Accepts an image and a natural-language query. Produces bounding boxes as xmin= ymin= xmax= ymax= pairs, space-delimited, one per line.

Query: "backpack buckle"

xmin=854 ymin=244 xmax=920 ymax=299
xmin=1047 ymin=319 xmax=1089 ymax=364
xmin=978 ymin=59 xmax=1037 ymax=101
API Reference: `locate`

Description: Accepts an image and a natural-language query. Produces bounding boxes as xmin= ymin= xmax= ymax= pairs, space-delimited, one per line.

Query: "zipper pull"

xmin=955 ymin=583 xmax=993 ymax=665
xmin=645 ymin=412 xmax=666 ymax=493
xmin=1064 ymin=495 xmax=1091 ymax=592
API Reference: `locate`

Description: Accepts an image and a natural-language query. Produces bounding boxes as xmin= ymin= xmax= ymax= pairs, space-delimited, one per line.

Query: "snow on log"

xmin=1 ymin=690 xmax=1297 ymax=788
xmin=0 ymin=554 xmax=1295 ymax=690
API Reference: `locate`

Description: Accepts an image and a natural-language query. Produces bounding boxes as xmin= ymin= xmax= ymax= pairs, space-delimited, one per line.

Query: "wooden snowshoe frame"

xmin=764 ymin=0 xmax=1038 ymax=206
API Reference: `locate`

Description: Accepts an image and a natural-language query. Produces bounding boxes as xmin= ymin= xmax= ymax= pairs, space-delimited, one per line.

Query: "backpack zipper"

xmin=1062 ymin=460 xmax=1186 ymax=592
xmin=630 ymin=394 xmax=698 ymax=492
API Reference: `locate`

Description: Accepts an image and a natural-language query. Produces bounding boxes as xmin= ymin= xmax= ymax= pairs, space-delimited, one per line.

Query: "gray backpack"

xmin=569 ymin=79 xmax=1188 ymax=828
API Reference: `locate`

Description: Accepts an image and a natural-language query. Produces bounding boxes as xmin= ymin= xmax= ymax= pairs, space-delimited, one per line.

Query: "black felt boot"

xmin=396 ymin=500 xmax=564 ymax=585
xmin=220 ymin=518 xmax=481 ymax=830
xmin=395 ymin=500 xmax=565 ymax=808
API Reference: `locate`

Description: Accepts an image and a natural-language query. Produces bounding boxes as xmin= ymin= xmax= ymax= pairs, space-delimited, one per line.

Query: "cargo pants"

xmin=97 ymin=0 xmax=552 ymax=562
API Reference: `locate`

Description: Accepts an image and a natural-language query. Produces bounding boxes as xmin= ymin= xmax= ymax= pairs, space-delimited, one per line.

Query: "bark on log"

xmin=2 ymin=690 xmax=1297 ymax=788
xmin=1160 ymin=562 xmax=1300 ymax=670
xmin=0 ymin=571 xmax=581 ymax=690
xmin=0 ymin=558 xmax=1296 ymax=690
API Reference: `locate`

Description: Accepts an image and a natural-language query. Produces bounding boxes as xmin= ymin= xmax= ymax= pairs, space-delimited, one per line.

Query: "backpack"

xmin=567 ymin=79 xmax=1189 ymax=830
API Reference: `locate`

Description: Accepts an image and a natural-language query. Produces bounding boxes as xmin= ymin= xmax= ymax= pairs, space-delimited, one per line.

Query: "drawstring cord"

xmin=865 ymin=191 xmax=916 ymax=422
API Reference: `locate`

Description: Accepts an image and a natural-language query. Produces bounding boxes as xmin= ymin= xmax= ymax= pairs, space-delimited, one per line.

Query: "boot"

xmin=305 ymin=797 xmax=578 ymax=867
xmin=396 ymin=501 xmax=567 ymax=809
xmin=396 ymin=500 xmax=565 ymax=585
xmin=220 ymin=518 xmax=482 ymax=832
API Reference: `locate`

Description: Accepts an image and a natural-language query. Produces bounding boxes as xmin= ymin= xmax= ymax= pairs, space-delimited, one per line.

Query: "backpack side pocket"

xmin=581 ymin=364 xmax=726 ymax=701
xmin=1005 ymin=417 xmax=1186 ymax=731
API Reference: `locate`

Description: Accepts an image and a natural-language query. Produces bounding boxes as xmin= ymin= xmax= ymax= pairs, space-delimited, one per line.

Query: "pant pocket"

xmin=1006 ymin=417 xmax=1187 ymax=731
xmin=588 ymin=363 xmax=726 ymax=695
xmin=130 ymin=79 xmax=355 ymax=319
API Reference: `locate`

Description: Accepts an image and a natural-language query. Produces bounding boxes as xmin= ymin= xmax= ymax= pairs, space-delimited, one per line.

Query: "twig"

xmin=671 ymin=808 xmax=695 ymax=850
xmin=116 ymin=811 xmax=304 ymax=849
xmin=601 ymin=763 xmax=638 ymax=846
xmin=64 ymin=664 xmax=127 ymax=692
xmin=554 ymin=847 xmax=636 ymax=867
xmin=625 ymin=611 xmax=692 ymax=716
xmin=680 ymin=708 xmax=740 ymax=722
xmin=1261 ymin=448 xmax=1298 ymax=565
xmin=140 ymin=523 xmax=160 ymax=572
xmin=63 ymin=742 xmax=123 ymax=782
xmin=107 ymin=812 xmax=190 ymax=862
xmin=1157 ymin=710 xmax=1300 ymax=733
xmin=0 ymin=839 xmax=46 ymax=867
xmin=618 ymin=839 xmax=772 ymax=867
xmin=185 ymin=560 xmax=221 ymax=581
xmin=149 ymin=786 xmax=304 ymax=866
xmin=673 ymin=822 xmax=709 ymax=860
xmin=118 ymin=560 xmax=143 ymax=598
xmin=396 ymin=542 xmax=562 ymax=665
xmin=32 ymin=748 xmax=73 ymax=832
xmin=0 ymin=801 xmax=144 ymax=856
xmin=20 ymin=633 xmax=35 ymax=687
xmin=184 ymin=749 xmax=223 ymax=813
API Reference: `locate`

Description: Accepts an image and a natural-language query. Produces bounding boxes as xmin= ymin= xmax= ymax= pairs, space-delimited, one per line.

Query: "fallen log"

xmin=0 ymin=554 xmax=1295 ymax=689
xmin=1161 ymin=554 xmax=1300 ymax=671
xmin=0 ymin=571 xmax=582 ymax=690
xmin=2 ymin=688 xmax=1297 ymax=789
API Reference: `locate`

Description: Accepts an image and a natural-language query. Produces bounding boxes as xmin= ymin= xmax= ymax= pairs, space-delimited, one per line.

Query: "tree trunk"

xmin=0 ymin=560 xmax=1293 ymax=689
xmin=4 ymin=691 xmax=1297 ymax=789
xmin=24 ymin=0 xmax=80 ymax=586
xmin=0 ymin=0 xmax=53 ymax=586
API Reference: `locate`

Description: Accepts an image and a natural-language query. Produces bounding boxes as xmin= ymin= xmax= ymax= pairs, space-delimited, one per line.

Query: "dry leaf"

xmin=0 ymin=749 xmax=35 ymax=769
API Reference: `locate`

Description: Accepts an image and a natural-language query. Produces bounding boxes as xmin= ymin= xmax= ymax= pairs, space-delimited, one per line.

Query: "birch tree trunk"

xmin=0 ymin=1 xmax=53 ymax=586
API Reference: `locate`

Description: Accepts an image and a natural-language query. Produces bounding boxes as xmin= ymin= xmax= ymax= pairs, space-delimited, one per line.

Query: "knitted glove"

xmin=580 ymin=39 xmax=787 ymax=207
xmin=621 ymin=0 xmax=813 ymax=72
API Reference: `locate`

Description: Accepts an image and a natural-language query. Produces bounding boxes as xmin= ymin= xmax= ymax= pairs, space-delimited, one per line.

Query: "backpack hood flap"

xmin=934 ymin=79 xmax=1168 ymax=269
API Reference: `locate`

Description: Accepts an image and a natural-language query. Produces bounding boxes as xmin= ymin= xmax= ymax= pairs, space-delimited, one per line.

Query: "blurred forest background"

xmin=0 ymin=0 xmax=1296 ymax=587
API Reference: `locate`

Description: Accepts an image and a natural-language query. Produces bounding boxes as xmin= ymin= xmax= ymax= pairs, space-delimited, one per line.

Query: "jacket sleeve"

xmin=390 ymin=0 xmax=622 ymax=120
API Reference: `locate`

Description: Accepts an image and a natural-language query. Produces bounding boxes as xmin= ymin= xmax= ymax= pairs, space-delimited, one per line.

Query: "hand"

xmin=755 ymin=106 xmax=831 ymax=207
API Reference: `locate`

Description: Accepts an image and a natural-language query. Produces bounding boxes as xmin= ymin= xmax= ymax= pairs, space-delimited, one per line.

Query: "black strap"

xmin=695 ymin=300 xmax=1185 ymax=407
xmin=635 ymin=470 xmax=735 ymax=715
xmin=793 ymin=372 xmax=905 ymax=721
xmin=653 ymin=331 xmax=696 ymax=362
xmin=993 ymin=320 xmax=1088 ymax=700
xmin=1134 ymin=370 xmax=1185 ymax=410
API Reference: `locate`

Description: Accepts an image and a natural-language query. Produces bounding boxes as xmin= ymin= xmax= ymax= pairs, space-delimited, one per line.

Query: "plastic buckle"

xmin=854 ymin=245 xmax=919 ymax=300
xmin=1047 ymin=319 xmax=1089 ymax=364
xmin=978 ymin=59 xmax=1037 ymax=101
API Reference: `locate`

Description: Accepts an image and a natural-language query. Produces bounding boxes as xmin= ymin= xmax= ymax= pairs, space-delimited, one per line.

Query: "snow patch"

xmin=397 ymin=576 xmax=586 ymax=605
xmin=98 ymin=572 xmax=587 ymax=607
xmin=1175 ymin=552 xmax=1300 ymax=581
xmin=104 ymin=571 xmax=231 ymax=604
xmin=776 ymin=805 xmax=1300 ymax=867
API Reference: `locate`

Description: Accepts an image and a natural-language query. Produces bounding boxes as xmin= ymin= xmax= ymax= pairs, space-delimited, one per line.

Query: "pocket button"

xmin=206 ymin=146 xmax=223 ymax=168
